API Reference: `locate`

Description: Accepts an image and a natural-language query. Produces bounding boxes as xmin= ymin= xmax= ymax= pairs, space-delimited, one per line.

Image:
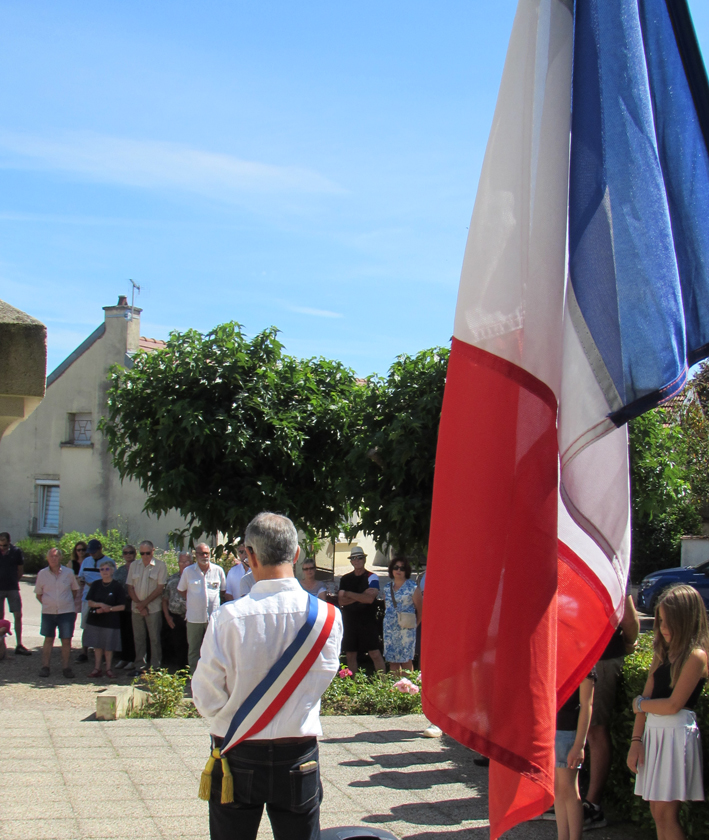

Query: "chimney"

xmin=103 ymin=294 xmax=142 ymax=354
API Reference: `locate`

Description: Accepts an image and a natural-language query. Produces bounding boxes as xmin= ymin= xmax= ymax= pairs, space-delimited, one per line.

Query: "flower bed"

xmin=321 ymin=668 xmax=423 ymax=715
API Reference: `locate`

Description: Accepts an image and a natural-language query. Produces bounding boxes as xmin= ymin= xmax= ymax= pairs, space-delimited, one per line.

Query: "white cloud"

xmin=288 ymin=305 xmax=344 ymax=319
xmin=0 ymin=130 xmax=342 ymax=201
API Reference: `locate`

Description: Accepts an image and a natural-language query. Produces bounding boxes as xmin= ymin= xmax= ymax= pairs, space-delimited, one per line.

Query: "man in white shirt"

xmin=223 ymin=543 xmax=248 ymax=601
xmin=177 ymin=543 xmax=226 ymax=674
xmin=35 ymin=547 xmax=80 ymax=678
xmin=193 ymin=512 xmax=343 ymax=840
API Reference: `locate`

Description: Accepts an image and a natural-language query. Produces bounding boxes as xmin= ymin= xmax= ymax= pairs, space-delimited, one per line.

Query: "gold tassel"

xmin=220 ymin=757 xmax=234 ymax=804
xmin=198 ymin=748 xmax=221 ymax=801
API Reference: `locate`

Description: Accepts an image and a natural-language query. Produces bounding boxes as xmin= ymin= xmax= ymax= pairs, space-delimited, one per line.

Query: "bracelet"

xmin=631 ymin=737 xmax=642 ymax=742
xmin=635 ymin=695 xmax=645 ymax=712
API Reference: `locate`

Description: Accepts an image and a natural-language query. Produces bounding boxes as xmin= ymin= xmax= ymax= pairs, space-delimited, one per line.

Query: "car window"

xmin=696 ymin=561 xmax=709 ymax=574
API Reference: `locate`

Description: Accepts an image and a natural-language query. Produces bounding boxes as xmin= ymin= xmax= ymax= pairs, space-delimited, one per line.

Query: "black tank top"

xmin=651 ymin=661 xmax=706 ymax=710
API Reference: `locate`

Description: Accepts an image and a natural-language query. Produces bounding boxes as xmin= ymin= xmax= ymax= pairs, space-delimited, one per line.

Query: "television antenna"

xmin=129 ymin=279 xmax=141 ymax=314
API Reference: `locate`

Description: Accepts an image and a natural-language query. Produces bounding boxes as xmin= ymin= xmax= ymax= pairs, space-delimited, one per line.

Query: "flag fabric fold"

xmin=422 ymin=1 xmax=709 ymax=837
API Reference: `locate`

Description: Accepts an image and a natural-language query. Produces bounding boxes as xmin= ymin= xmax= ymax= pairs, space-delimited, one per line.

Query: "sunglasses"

xmin=139 ymin=551 xmax=153 ymax=556
xmin=76 ymin=548 xmax=87 ymax=553
xmin=122 ymin=550 xmax=135 ymax=555
xmin=392 ymin=565 xmax=406 ymax=571
xmin=303 ymin=566 xmax=315 ymax=571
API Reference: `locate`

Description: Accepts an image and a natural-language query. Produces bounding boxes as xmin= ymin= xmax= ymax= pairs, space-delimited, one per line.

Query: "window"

xmin=36 ymin=481 xmax=60 ymax=534
xmin=69 ymin=413 xmax=92 ymax=445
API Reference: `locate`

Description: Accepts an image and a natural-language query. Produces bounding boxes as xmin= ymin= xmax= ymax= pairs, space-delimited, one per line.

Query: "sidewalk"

xmin=1 ymin=580 xmax=646 ymax=839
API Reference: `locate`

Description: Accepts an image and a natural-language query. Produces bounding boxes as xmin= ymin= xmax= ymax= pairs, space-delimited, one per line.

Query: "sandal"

xmin=105 ymin=669 xmax=116 ymax=678
xmin=89 ymin=668 xmax=103 ymax=678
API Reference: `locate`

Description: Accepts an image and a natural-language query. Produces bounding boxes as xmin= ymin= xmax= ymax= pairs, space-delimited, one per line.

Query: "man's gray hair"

xmin=47 ymin=547 xmax=63 ymax=559
xmin=178 ymin=551 xmax=193 ymax=561
xmin=245 ymin=512 xmax=298 ymax=566
xmin=139 ymin=540 xmax=154 ymax=549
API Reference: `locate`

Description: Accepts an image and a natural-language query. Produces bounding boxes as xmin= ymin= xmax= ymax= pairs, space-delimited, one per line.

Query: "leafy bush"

xmin=321 ymin=668 xmax=423 ymax=715
xmin=129 ymin=668 xmax=198 ymax=718
xmin=16 ymin=529 xmax=129 ymax=574
xmin=605 ymin=633 xmax=709 ymax=837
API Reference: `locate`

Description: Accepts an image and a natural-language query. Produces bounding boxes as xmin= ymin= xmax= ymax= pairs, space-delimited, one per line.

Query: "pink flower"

xmin=338 ymin=667 xmax=353 ymax=678
xmin=393 ymin=678 xmax=420 ymax=695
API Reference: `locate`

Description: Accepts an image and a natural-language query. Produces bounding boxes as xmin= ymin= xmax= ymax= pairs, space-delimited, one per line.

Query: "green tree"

xmin=628 ymin=407 xmax=702 ymax=581
xmin=348 ymin=346 xmax=449 ymax=557
xmin=99 ymin=323 xmax=367 ymax=550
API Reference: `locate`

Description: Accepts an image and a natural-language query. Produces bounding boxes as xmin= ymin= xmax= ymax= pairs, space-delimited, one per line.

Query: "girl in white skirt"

xmin=627 ymin=584 xmax=708 ymax=840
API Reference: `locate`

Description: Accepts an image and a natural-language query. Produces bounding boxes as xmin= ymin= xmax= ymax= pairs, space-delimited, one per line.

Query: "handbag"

xmin=390 ymin=583 xmax=417 ymax=630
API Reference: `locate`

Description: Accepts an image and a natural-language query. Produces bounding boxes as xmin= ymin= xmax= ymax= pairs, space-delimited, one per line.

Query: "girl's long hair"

xmin=654 ymin=584 xmax=709 ymax=686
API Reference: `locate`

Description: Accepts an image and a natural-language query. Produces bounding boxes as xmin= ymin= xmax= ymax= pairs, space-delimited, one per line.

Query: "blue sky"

xmin=2 ymin=1 xmax=708 ymax=378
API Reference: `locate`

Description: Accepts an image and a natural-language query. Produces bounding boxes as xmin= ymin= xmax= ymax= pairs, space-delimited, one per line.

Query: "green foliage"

xmin=605 ymin=633 xmax=709 ymax=837
xmin=129 ymin=668 xmax=198 ymax=718
xmin=629 ymin=409 xmax=702 ymax=581
xmin=348 ymin=347 xmax=449 ymax=555
xmin=16 ymin=528 xmax=128 ymax=573
xmin=321 ymin=668 xmax=423 ymax=715
xmin=99 ymin=323 xmax=367 ymax=550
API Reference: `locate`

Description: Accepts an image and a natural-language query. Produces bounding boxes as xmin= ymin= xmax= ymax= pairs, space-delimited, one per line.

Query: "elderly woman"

xmin=383 ymin=556 xmax=419 ymax=674
xmin=84 ymin=559 xmax=126 ymax=678
xmin=299 ymin=560 xmax=328 ymax=599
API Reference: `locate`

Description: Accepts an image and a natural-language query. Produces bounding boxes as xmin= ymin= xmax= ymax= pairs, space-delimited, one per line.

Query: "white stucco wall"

xmin=0 ymin=301 xmax=189 ymax=548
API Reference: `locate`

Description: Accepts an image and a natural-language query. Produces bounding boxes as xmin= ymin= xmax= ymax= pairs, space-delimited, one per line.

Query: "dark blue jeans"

xmin=209 ymin=738 xmax=322 ymax=840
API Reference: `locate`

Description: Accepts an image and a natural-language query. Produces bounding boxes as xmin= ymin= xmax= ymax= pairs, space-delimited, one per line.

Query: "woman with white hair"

xmin=85 ymin=559 xmax=126 ymax=678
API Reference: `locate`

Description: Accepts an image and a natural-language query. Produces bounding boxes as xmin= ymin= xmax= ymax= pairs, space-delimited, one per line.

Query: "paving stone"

xmin=0 ymin=819 xmax=81 ymax=839
xmin=144 ymin=798 xmax=208 ymax=818
xmin=77 ymin=818 xmax=162 ymax=837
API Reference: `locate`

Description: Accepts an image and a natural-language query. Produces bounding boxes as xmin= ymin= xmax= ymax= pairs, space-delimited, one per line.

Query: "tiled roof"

xmin=139 ymin=336 xmax=167 ymax=352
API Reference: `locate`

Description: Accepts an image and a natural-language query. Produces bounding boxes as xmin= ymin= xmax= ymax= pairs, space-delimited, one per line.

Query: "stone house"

xmin=0 ymin=296 xmax=188 ymax=546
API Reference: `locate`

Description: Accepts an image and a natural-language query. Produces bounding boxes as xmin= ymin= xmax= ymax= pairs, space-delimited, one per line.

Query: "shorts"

xmin=591 ymin=656 xmax=623 ymax=726
xmin=40 ymin=612 xmax=77 ymax=640
xmin=0 ymin=590 xmax=21 ymax=614
xmin=342 ymin=615 xmax=380 ymax=653
xmin=555 ymin=730 xmax=579 ymax=768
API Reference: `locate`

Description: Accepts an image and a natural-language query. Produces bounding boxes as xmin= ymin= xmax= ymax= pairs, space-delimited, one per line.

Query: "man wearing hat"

xmin=76 ymin=539 xmax=114 ymax=663
xmin=338 ymin=546 xmax=385 ymax=674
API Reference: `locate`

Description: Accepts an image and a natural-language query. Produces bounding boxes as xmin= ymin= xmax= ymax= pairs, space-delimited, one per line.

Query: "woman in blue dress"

xmin=383 ymin=556 xmax=420 ymax=673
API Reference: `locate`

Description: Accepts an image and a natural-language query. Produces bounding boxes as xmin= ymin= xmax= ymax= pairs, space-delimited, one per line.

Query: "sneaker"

xmin=583 ymin=801 xmax=607 ymax=830
xmin=130 ymin=668 xmax=147 ymax=678
xmin=15 ymin=644 xmax=32 ymax=656
xmin=423 ymin=724 xmax=442 ymax=738
xmin=75 ymin=653 xmax=89 ymax=663
xmin=62 ymin=668 xmax=75 ymax=679
xmin=113 ymin=660 xmax=127 ymax=669
xmin=39 ymin=666 xmax=50 ymax=677
xmin=124 ymin=661 xmax=135 ymax=670
xmin=536 ymin=806 xmax=555 ymax=821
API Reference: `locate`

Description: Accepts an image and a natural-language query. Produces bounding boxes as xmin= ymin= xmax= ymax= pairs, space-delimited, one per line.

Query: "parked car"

xmin=636 ymin=561 xmax=709 ymax=613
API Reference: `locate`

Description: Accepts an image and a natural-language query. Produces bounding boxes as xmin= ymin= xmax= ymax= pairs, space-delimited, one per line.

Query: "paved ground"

xmin=1 ymin=579 xmax=649 ymax=839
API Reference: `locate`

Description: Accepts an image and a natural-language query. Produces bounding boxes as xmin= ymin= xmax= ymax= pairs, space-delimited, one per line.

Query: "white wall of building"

xmin=0 ymin=298 xmax=189 ymax=548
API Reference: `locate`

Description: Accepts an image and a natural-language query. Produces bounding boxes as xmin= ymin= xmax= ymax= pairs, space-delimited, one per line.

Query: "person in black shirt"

xmin=84 ymin=560 xmax=126 ymax=678
xmin=554 ymin=669 xmax=596 ymax=840
xmin=0 ymin=532 xmax=31 ymax=655
xmin=337 ymin=547 xmax=385 ymax=674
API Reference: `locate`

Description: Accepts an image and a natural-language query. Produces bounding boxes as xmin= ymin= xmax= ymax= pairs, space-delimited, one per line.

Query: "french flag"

xmin=421 ymin=1 xmax=709 ymax=837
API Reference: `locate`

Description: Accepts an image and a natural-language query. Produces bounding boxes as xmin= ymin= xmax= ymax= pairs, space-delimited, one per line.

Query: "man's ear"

xmin=292 ymin=545 xmax=301 ymax=566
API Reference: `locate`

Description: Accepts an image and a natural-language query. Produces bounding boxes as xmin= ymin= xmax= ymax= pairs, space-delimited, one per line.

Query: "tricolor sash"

xmin=220 ymin=593 xmax=337 ymax=754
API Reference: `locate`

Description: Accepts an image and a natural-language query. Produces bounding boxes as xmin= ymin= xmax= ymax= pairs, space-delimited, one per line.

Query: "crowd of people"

xmin=0 ymin=528 xmax=428 ymax=685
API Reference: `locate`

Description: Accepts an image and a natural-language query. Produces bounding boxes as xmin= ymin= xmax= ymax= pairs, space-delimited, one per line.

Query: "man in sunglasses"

xmin=338 ymin=546 xmax=385 ymax=674
xmin=126 ymin=540 xmax=167 ymax=673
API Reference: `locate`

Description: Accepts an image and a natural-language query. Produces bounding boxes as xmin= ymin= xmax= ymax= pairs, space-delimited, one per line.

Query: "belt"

xmin=212 ymin=735 xmax=314 ymax=747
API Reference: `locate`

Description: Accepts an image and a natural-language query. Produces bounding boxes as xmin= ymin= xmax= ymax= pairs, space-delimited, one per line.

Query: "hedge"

xmin=17 ymin=529 xmax=133 ymax=574
xmin=605 ymin=632 xmax=709 ymax=837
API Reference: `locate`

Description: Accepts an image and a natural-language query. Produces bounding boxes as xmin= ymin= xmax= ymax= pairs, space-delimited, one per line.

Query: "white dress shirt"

xmin=178 ymin=562 xmax=226 ymax=623
xmin=225 ymin=563 xmax=246 ymax=598
xmin=192 ymin=577 xmax=343 ymax=740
